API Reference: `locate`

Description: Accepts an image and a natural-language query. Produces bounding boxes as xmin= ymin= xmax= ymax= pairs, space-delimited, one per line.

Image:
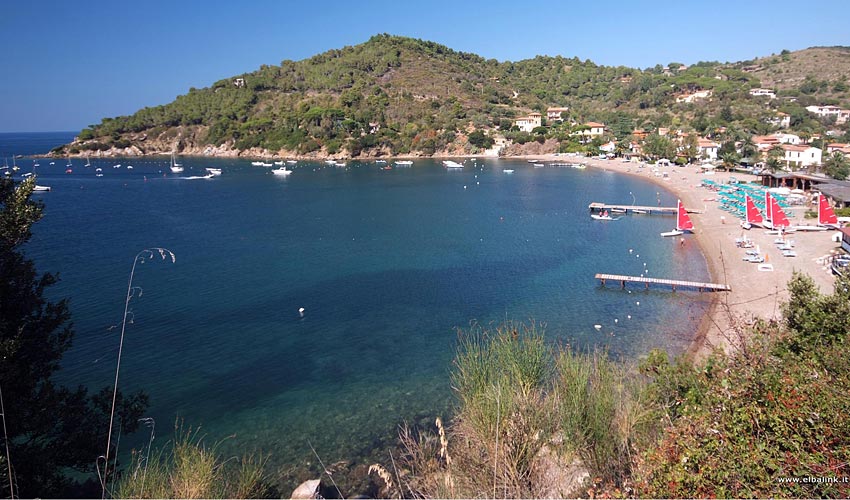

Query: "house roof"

xmin=698 ymin=139 xmax=719 ymax=148
xmin=585 ymin=122 xmax=605 ymax=128
xmin=781 ymin=144 xmax=812 ymax=152
xmin=547 ymin=107 xmax=569 ymax=112
xmin=818 ymin=183 xmax=850 ymax=203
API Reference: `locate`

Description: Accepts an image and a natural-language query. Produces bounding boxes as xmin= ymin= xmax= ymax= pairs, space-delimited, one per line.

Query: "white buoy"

xmin=614 ymin=318 xmax=618 ymax=323
xmin=464 ymin=185 xmax=467 ymax=189
xmin=629 ymin=248 xmax=633 ymax=254
xmin=627 ymin=315 xmax=631 ymax=319
xmin=298 ymin=307 xmax=305 ymax=317
xmin=636 ymin=301 xmax=640 ymax=306
xmin=594 ymin=324 xmax=602 ymax=330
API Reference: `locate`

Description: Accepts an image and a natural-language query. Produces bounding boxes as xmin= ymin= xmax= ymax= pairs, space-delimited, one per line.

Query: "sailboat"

xmin=764 ymin=195 xmax=792 ymax=233
xmin=816 ymin=194 xmax=839 ymax=229
xmin=740 ymin=194 xmax=764 ymax=230
xmin=660 ymin=199 xmax=694 ymax=236
xmin=170 ymin=152 xmax=184 ymax=173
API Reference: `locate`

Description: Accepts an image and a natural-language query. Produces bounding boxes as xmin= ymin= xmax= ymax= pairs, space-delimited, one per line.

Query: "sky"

xmin=1 ymin=0 xmax=848 ymax=133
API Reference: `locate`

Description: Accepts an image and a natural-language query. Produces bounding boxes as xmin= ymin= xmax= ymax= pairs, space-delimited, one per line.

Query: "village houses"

xmin=546 ymin=107 xmax=569 ymax=122
xmin=806 ymin=105 xmax=850 ymax=125
xmin=780 ymin=144 xmax=822 ymax=168
xmin=514 ymin=112 xmax=542 ymax=133
xmin=675 ymin=89 xmax=712 ymax=103
xmin=748 ymin=88 xmax=776 ymax=99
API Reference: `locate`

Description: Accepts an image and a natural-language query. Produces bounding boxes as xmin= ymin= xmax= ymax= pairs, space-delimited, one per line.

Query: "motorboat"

xmin=272 ymin=167 xmax=292 ymax=176
xmin=205 ymin=168 xmax=222 ymax=176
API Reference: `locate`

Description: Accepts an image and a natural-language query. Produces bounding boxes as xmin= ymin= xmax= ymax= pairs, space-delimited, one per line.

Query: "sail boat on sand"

xmin=741 ymin=194 xmax=764 ymax=230
xmin=660 ymin=199 xmax=694 ymax=237
xmin=170 ymin=152 xmax=184 ymax=173
xmin=817 ymin=194 xmax=839 ymax=229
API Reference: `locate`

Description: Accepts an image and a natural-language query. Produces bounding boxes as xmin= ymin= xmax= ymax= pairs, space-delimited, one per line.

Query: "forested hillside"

xmin=55 ymin=35 xmax=850 ymax=158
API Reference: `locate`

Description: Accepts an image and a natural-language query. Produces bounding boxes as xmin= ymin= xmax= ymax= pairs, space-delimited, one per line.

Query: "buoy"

xmin=298 ymin=307 xmax=305 ymax=317
xmin=614 ymin=319 xmax=618 ymax=323
xmin=629 ymin=248 xmax=633 ymax=254
xmin=627 ymin=315 xmax=631 ymax=319
xmin=594 ymin=324 xmax=602 ymax=330
xmin=636 ymin=301 xmax=640 ymax=305
xmin=464 ymin=185 xmax=467 ymax=189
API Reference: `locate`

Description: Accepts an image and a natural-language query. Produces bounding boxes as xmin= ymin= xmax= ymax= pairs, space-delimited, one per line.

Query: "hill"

xmin=55 ymin=36 xmax=850 ymax=159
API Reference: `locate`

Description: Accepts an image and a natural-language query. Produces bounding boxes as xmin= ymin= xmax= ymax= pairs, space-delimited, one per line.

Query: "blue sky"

xmin=1 ymin=0 xmax=848 ymax=133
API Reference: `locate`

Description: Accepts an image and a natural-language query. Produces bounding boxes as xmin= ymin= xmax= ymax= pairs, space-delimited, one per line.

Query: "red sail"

xmin=677 ymin=199 xmax=694 ymax=231
xmin=745 ymin=195 xmax=764 ymax=224
xmin=770 ymin=196 xmax=790 ymax=228
xmin=818 ymin=194 xmax=839 ymax=226
xmin=764 ymin=191 xmax=773 ymax=221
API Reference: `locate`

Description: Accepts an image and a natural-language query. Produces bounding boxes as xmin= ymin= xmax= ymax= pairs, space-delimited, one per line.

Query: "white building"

xmin=697 ymin=138 xmax=719 ymax=160
xmin=749 ymin=88 xmax=776 ymax=99
xmin=546 ymin=107 xmax=569 ymax=121
xmin=773 ymin=133 xmax=801 ymax=145
xmin=806 ymin=105 xmax=850 ymax=124
xmin=781 ymin=145 xmax=822 ymax=168
xmin=514 ymin=112 xmax=542 ymax=133
xmin=675 ymin=90 xmax=712 ymax=103
xmin=766 ymin=112 xmax=791 ymax=129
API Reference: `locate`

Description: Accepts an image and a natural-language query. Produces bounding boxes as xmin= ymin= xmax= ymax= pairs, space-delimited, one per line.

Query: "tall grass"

xmin=399 ymin=321 xmax=649 ymax=498
xmin=112 ymin=423 xmax=271 ymax=499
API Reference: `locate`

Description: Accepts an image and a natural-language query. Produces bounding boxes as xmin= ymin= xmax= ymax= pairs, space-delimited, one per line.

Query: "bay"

xmin=9 ymin=133 xmax=711 ymax=488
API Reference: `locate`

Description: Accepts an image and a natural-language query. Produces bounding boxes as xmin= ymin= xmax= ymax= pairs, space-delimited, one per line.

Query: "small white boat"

xmin=533 ymin=163 xmax=544 ymax=167
xmin=127 ymin=165 xmax=133 ymax=170
xmin=503 ymin=169 xmax=515 ymax=174
xmin=95 ymin=173 xmax=104 ymax=177
xmin=286 ymin=160 xmax=297 ymax=164
xmin=442 ymin=160 xmax=464 ymax=169
xmin=334 ymin=162 xmax=346 ymax=167
xmin=33 ymin=185 xmax=51 ymax=192
xmin=591 ymin=214 xmax=620 ymax=221
xmin=205 ymin=168 xmax=222 ymax=176
xmin=272 ymin=167 xmax=292 ymax=176
xmin=260 ymin=162 xmax=273 ymax=167
xmin=375 ymin=160 xmax=387 ymax=164
xmin=325 ymin=160 xmax=337 ymax=165
xmin=251 ymin=161 xmax=265 ymax=166
xmin=170 ymin=152 xmax=183 ymax=173
xmin=95 ymin=167 xmax=103 ymax=172
xmin=273 ymin=161 xmax=284 ymax=166
xmin=395 ymin=160 xmax=413 ymax=166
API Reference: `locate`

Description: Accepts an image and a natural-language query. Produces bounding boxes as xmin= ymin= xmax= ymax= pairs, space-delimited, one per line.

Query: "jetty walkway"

xmin=595 ymin=273 xmax=731 ymax=292
xmin=588 ymin=202 xmax=703 ymax=215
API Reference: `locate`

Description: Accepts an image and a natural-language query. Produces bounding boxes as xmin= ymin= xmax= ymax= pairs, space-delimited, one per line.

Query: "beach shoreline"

xmin=517 ymin=153 xmax=841 ymax=359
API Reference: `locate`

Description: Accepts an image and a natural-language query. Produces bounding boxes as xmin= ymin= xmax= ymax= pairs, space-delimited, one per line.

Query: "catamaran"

xmin=814 ymin=194 xmax=839 ymax=229
xmin=660 ymin=199 xmax=694 ymax=237
xmin=763 ymin=194 xmax=790 ymax=232
xmin=740 ymin=194 xmax=764 ymax=230
xmin=170 ymin=152 xmax=184 ymax=173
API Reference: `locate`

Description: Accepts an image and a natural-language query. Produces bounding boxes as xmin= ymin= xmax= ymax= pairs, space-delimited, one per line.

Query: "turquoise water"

xmin=8 ymin=133 xmax=711 ymax=489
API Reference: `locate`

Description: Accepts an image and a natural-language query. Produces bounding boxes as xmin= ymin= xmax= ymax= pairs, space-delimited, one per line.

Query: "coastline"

xmin=520 ymin=154 xmax=841 ymax=359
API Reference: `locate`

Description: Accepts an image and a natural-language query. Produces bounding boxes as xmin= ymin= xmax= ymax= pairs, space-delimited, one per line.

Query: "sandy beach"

xmin=522 ymin=154 xmax=843 ymax=358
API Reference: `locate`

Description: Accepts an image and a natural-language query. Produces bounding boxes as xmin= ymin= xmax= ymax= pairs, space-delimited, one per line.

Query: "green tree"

xmin=765 ymin=145 xmax=785 ymax=173
xmin=681 ymin=134 xmax=699 ymax=164
xmin=823 ymin=151 xmax=850 ymax=180
xmin=720 ymin=151 xmax=740 ymax=171
xmin=643 ymin=133 xmax=677 ymax=160
xmin=0 ymin=177 xmax=148 ymax=497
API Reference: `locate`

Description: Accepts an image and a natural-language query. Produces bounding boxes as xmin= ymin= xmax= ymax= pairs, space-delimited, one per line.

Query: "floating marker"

xmin=627 ymin=315 xmax=631 ymax=319
xmin=594 ymin=324 xmax=602 ymax=330
xmin=614 ymin=318 xmax=618 ymax=323
xmin=636 ymin=301 xmax=640 ymax=306
xmin=298 ymin=307 xmax=305 ymax=317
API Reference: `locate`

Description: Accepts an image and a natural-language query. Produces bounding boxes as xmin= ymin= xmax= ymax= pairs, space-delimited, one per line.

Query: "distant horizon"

xmin=3 ymin=0 xmax=849 ymax=133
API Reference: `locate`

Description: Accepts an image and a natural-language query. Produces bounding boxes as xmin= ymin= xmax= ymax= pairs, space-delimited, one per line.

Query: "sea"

xmin=2 ymin=131 xmax=711 ymax=490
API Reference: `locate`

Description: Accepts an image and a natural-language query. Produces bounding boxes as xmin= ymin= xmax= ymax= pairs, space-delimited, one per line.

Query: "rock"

xmin=290 ymin=479 xmax=321 ymax=499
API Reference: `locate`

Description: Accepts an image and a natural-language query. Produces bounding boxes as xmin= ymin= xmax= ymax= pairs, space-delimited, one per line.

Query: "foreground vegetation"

xmin=382 ymin=272 xmax=850 ymax=498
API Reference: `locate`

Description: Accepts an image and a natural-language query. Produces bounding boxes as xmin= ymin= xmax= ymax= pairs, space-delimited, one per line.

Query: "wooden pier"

xmin=595 ymin=273 xmax=731 ymax=292
xmin=588 ymin=202 xmax=703 ymax=215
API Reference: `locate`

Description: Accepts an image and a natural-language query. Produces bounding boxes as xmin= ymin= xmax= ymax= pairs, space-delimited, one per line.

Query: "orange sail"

xmin=818 ymin=194 xmax=839 ymax=226
xmin=745 ymin=195 xmax=764 ymax=225
xmin=677 ymin=199 xmax=694 ymax=231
